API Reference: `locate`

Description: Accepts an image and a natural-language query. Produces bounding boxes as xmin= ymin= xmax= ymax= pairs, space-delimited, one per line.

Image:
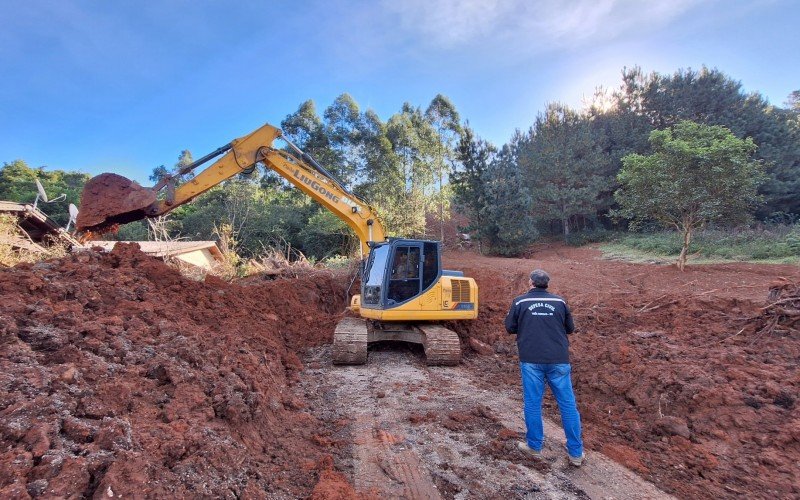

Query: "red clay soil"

xmin=444 ymin=246 xmax=800 ymax=499
xmin=0 ymin=244 xmax=349 ymax=499
xmin=2 ymin=241 xmax=798 ymax=499
xmin=76 ymin=174 xmax=157 ymax=232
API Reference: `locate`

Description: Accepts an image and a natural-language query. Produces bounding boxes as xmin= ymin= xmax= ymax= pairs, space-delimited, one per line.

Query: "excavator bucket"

xmin=76 ymin=173 xmax=157 ymax=233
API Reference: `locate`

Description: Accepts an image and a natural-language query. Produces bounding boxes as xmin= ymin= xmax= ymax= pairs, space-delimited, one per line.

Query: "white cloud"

xmin=381 ymin=0 xmax=515 ymax=47
xmin=381 ymin=0 xmax=708 ymax=51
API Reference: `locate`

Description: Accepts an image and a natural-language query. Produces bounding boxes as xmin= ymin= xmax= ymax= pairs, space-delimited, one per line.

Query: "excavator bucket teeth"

xmin=76 ymin=173 xmax=157 ymax=233
xmin=332 ymin=317 xmax=369 ymax=365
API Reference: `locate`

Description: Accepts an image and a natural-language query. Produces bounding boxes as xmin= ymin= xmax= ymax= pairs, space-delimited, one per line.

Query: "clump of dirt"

xmin=310 ymin=457 xmax=363 ymax=500
xmin=446 ymin=253 xmax=800 ymax=499
xmin=0 ymin=243 xmax=349 ymax=498
xmin=76 ymin=173 xmax=156 ymax=232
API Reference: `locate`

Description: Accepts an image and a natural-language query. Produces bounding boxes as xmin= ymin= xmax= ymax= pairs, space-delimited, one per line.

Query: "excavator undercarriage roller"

xmin=332 ymin=318 xmax=461 ymax=366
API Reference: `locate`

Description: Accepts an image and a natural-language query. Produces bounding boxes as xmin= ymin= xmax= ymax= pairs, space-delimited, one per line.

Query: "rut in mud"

xmin=301 ymin=344 xmax=673 ymax=499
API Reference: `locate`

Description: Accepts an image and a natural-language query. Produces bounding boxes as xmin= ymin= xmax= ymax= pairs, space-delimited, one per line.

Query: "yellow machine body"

xmin=351 ymin=275 xmax=479 ymax=321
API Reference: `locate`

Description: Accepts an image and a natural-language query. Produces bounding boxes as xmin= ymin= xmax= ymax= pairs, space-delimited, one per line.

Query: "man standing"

xmin=504 ymin=269 xmax=584 ymax=466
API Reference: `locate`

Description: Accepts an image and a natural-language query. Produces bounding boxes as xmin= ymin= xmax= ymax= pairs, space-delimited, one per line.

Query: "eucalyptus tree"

xmin=425 ymin=94 xmax=463 ymax=241
xmin=323 ymin=93 xmax=364 ymax=187
xmin=385 ymin=104 xmax=439 ymax=237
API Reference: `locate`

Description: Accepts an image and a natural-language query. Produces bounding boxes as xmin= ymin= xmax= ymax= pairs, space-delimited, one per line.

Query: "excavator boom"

xmin=77 ymin=123 xmax=386 ymax=255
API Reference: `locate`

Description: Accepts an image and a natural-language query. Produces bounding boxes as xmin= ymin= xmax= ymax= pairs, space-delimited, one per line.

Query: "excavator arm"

xmin=77 ymin=123 xmax=387 ymax=255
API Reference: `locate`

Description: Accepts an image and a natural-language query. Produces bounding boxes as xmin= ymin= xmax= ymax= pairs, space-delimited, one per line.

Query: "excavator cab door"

xmin=387 ymin=244 xmax=421 ymax=304
xmin=361 ymin=239 xmax=440 ymax=310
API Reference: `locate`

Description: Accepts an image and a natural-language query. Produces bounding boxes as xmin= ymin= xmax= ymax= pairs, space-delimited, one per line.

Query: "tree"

xmin=451 ymin=125 xmax=496 ymax=248
xmin=149 ymin=165 xmax=170 ymax=183
xmin=617 ymin=66 xmax=800 ymax=217
xmin=179 ymin=178 xmax=270 ymax=256
xmin=353 ymin=109 xmax=407 ymax=236
xmin=149 ymin=150 xmax=195 ymax=185
xmin=0 ymin=160 xmax=89 ymax=226
xmin=323 ymin=93 xmax=363 ymax=186
xmin=425 ymin=95 xmax=462 ymax=242
xmin=519 ymin=104 xmax=614 ymax=238
xmin=479 ymin=141 xmax=539 ymax=256
xmin=298 ymin=209 xmax=357 ymax=259
xmin=281 ymin=100 xmax=341 ymax=183
xmin=614 ymin=121 xmax=765 ymax=270
xmin=786 ymin=90 xmax=800 ymax=112
xmin=385 ymin=104 xmax=439 ymax=237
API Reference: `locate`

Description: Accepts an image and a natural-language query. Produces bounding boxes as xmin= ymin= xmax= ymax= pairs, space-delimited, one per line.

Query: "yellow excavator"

xmin=77 ymin=122 xmax=478 ymax=365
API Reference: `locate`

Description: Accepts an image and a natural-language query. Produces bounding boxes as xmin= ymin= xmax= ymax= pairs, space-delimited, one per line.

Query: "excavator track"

xmin=332 ymin=320 xmax=462 ymax=366
xmin=332 ymin=317 xmax=369 ymax=365
xmin=417 ymin=324 xmax=462 ymax=366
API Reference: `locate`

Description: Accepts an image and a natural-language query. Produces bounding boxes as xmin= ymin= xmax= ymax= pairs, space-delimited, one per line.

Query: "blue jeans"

xmin=520 ymin=362 xmax=583 ymax=457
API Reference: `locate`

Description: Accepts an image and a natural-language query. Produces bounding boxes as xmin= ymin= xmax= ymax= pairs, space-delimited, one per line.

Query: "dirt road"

xmin=303 ymin=343 xmax=674 ymax=499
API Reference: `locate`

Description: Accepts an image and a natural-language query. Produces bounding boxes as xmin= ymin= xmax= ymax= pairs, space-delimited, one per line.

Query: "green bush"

xmin=787 ymin=225 xmax=800 ymax=253
xmin=298 ymin=209 xmax=356 ymax=259
xmin=619 ymin=233 xmax=684 ymax=254
xmin=565 ymin=228 xmax=617 ymax=246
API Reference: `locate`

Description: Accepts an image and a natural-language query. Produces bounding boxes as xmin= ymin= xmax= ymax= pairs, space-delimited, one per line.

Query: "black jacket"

xmin=504 ymin=287 xmax=575 ymax=364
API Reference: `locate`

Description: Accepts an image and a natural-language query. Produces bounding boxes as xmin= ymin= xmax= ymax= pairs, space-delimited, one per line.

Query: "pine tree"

xmin=480 ymin=142 xmax=538 ymax=255
xmin=451 ymin=126 xmax=495 ymax=247
xmin=519 ymin=104 xmax=614 ymax=238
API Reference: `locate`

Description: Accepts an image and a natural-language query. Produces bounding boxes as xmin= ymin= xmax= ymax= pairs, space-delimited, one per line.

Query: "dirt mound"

xmin=0 ymin=244 xmax=349 ymax=498
xmin=445 ymin=249 xmax=800 ymax=498
xmin=76 ymin=173 xmax=157 ymax=232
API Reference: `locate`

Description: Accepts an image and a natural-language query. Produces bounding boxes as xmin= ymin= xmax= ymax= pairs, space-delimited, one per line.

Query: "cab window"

xmin=362 ymin=244 xmax=390 ymax=305
xmin=422 ymin=242 xmax=438 ymax=289
xmin=387 ymin=246 xmax=421 ymax=303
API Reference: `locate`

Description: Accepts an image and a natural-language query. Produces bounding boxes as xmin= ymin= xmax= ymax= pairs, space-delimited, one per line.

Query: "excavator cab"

xmin=362 ymin=239 xmax=440 ymax=308
xmin=334 ymin=238 xmax=476 ymax=365
xmin=357 ymin=238 xmax=477 ymax=321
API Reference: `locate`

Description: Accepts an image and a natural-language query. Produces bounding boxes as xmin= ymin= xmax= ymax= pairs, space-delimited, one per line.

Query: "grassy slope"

xmin=599 ymin=241 xmax=800 ymax=265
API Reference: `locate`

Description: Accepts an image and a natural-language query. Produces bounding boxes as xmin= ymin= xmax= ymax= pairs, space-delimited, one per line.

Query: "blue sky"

xmin=1 ymin=0 xmax=797 ymax=184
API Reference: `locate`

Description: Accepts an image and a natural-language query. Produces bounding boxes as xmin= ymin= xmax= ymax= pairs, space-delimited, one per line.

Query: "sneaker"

xmin=516 ymin=441 xmax=543 ymax=458
xmin=568 ymin=453 xmax=585 ymax=467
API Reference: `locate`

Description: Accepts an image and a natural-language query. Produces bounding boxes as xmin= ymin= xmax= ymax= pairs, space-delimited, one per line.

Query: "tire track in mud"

xmin=301 ymin=345 xmax=674 ymax=499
